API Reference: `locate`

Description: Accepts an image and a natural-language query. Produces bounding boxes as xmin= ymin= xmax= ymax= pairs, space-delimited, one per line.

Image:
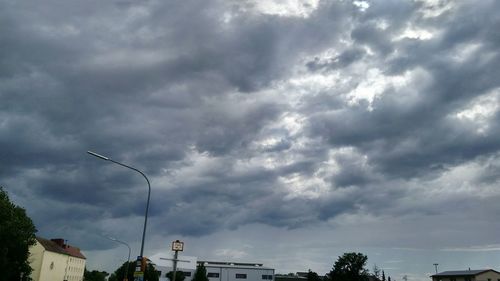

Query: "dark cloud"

xmin=1 ymin=0 xmax=500 ymax=277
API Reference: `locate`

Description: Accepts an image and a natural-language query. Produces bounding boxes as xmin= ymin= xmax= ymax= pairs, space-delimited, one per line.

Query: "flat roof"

xmin=432 ymin=270 xmax=500 ymax=277
xmin=200 ymin=261 xmax=273 ymax=270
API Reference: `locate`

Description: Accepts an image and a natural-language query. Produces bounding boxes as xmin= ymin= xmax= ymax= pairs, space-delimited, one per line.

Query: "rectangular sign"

xmin=172 ymin=240 xmax=184 ymax=251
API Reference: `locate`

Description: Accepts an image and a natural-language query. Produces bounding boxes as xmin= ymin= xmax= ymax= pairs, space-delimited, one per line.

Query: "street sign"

xmin=172 ymin=240 xmax=184 ymax=251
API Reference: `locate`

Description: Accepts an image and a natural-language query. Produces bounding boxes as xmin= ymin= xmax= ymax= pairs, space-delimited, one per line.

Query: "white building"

xmin=29 ymin=237 xmax=86 ymax=281
xmin=149 ymin=254 xmax=274 ymax=281
xmin=202 ymin=261 xmax=274 ymax=281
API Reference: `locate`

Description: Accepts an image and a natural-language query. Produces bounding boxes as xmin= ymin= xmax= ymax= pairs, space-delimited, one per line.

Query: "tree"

xmin=111 ymin=261 xmax=159 ymax=281
xmin=111 ymin=261 xmax=133 ymax=281
xmin=84 ymin=268 xmax=109 ymax=281
xmin=307 ymin=270 xmax=322 ymax=281
xmin=382 ymin=271 xmax=385 ymax=281
xmin=166 ymin=271 xmax=186 ymax=281
xmin=0 ymin=187 xmax=37 ymax=281
xmin=108 ymin=273 xmax=118 ymax=281
xmin=192 ymin=263 xmax=209 ymax=281
xmin=144 ymin=263 xmax=160 ymax=281
xmin=372 ymin=265 xmax=380 ymax=280
xmin=329 ymin=252 xmax=369 ymax=281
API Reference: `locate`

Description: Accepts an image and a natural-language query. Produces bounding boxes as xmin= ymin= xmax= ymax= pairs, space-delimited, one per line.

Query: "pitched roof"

xmin=36 ymin=237 xmax=86 ymax=259
xmin=64 ymin=245 xmax=86 ymax=259
xmin=432 ymin=270 xmax=500 ymax=277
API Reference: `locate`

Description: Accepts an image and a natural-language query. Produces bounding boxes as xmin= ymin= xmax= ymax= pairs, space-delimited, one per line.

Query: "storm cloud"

xmin=1 ymin=0 xmax=500 ymax=279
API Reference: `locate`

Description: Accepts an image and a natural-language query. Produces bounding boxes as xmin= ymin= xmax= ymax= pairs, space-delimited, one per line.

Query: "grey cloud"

xmin=307 ymin=47 xmax=366 ymax=71
xmin=2 ymin=0 xmax=500 ymax=275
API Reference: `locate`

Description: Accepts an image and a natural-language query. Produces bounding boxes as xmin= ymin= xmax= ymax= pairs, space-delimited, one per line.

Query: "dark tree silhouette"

xmin=307 ymin=270 xmax=322 ymax=281
xmin=328 ymin=252 xmax=369 ymax=281
xmin=192 ymin=263 xmax=209 ymax=281
xmin=166 ymin=271 xmax=186 ymax=281
xmin=0 ymin=187 xmax=37 ymax=281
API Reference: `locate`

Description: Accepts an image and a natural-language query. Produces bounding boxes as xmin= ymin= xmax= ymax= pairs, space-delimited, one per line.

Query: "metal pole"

xmin=172 ymin=250 xmax=179 ymax=281
xmin=87 ymin=151 xmax=151 ymax=280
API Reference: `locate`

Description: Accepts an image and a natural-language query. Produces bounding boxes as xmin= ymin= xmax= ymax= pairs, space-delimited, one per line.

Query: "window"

xmin=207 ymin=273 xmax=220 ymax=278
xmin=262 ymin=275 xmax=273 ymax=280
xmin=184 ymin=272 xmax=192 ymax=277
xmin=236 ymin=274 xmax=247 ymax=279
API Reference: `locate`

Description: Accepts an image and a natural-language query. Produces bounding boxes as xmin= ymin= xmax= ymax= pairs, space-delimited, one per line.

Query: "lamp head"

xmin=87 ymin=151 xmax=109 ymax=160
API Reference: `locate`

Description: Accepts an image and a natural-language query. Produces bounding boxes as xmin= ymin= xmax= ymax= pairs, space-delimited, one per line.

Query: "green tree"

xmin=166 ymin=271 xmax=186 ymax=281
xmin=84 ymin=268 xmax=109 ymax=281
xmin=111 ymin=261 xmax=133 ymax=281
xmin=372 ymin=265 xmax=380 ymax=280
xmin=111 ymin=261 xmax=159 ymax=281
xmin=307 ymin=270 xmax=322 ymax=281
xmin=108 ymin=273 xmax=118 ymax=281
xmin=0 ymin=187 xmax=37 ymax=281
xmin=192 ymin=263 xmax=209 ymax=281
xmin=328 ymin=253 xmax=369 ymax=281
xmin=382 ymin=271 xmax=385 ymax=281
xmin=145 ymin=263 xmax=160 ymax=281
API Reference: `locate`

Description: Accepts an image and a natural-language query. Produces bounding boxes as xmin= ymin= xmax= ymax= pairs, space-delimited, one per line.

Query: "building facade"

xmin=202 ymin=261 xmax=275 ymax=281
xmin=432 ymin=270 xmax=500 ymax=281
xmin=29 ymin=237 xmax=86 ymax=281
xmin=149 ymin=254 xmax=274 ymax=281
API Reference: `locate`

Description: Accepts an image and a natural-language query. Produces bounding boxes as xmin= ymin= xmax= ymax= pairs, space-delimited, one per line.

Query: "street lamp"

xmin=105 ymin=236 xmax=131 ymax=281
xmin=87 ymin=151 xmax=151 ymax=278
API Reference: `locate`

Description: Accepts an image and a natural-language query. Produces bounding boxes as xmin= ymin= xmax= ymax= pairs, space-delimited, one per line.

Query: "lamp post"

xmin=88 ymin=151 xmax=151 ymax=280
xmin=105 ymin=236 xmax=131 ymax=281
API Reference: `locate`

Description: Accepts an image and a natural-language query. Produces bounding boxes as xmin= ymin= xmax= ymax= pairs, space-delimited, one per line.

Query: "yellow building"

xmin=29 ymin=237 xmax=86 ymax=281
xmin=432 ymin=270 xmax=500 ymax=281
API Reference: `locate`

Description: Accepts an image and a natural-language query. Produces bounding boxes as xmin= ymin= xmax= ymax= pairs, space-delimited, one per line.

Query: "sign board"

xmin=172 ymin=240 xmax=184 ymax=251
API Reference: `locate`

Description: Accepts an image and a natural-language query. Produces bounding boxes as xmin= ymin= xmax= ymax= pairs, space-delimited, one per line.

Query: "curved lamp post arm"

xmin=109 ymin=237 xmax=131 ymax=264
xmin=87 ymin=151 xmax=151 ymax=258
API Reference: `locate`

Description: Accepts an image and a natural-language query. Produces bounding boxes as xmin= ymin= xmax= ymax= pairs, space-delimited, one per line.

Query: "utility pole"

xmin=172 ymin=240 xmax=184 ymax=281
xmin=434 ymin=264 xmax=439 ymax=274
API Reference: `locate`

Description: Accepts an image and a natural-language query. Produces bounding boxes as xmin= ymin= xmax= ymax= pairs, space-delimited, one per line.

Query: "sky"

xmin=1 ymin=0 xmax=500 ymax=280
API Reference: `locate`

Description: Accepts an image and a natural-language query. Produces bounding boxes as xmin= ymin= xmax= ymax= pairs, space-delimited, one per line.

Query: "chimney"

xmin=51 ymin=238 xmax=66 ymax=248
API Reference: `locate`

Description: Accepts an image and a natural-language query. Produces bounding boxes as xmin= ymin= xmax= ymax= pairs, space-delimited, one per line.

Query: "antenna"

xmin=433 ymin=264 xmax=439 ymax=274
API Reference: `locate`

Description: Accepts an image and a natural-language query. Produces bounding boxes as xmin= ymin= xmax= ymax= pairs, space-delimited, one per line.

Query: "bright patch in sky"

xmin=398 ymin=27 xmax=434 ymax=40
xmin=455 ymin=88 xmax=500 ymax=135
xmin=353 ymin=1 xmax=370 ymax=12
xmin=250 ymin=0 xmax=320 ymax=17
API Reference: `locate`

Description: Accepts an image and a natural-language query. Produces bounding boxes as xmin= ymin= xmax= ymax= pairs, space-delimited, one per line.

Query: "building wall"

xmin=432 ymin=276 xmax=474 ymax=281
xmin=476 ymin=271 xmax=500 ymax=281
xmin=206 ymin=266 xmax=274 ymax=281
xmin=38 ymin=250 xmax=69 ymax=281
xmin=432 ymin=272 xmax=500 ymax=281
xmin=29 ymin=242 xmax=45 ymax=281
xmin=29 ymin=241 xmax=86 ymax=281
xmin=65 ymin=255 xmax=86 ymax=281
